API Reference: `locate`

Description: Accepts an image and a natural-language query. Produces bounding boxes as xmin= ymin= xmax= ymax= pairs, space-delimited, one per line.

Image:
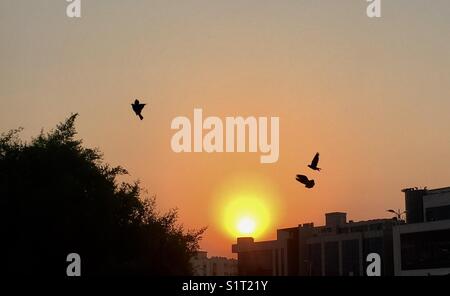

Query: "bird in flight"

xmin=131 ymin=99 xmax=146 ymax=120
xmin=296 ymin=175 xmax=315 ymax=189
xmin=308 ymin=152 xmax=322 ymax=171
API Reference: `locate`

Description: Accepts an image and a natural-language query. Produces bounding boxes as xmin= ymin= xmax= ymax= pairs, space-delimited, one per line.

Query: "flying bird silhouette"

xmin=131 ymin=99 xmax=146 ymax=120
xmin=308 ymin=152 xmax=322 ymax=171
xmin=296 ymin=174 xmax=315 ymax=189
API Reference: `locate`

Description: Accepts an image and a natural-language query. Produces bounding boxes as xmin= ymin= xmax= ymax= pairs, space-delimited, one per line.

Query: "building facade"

xmin=393 ymin=187 xmax=450 ymax=275
xmin=233 ymin=213 xmax=402 ymax=276
xmin=232 ymin=186 xmax=450 ymax=276
xmin=191 ymin=251 xmax=238 ymax=276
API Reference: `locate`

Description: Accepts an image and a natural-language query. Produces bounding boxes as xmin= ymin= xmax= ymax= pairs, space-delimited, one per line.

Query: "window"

xmin=324 ymin=241 xmax=339 ymax=276
xmin=426 ymin=205 xmax=450 ymax=222
xmin=401 ymin=229 xmax=450 ymax=270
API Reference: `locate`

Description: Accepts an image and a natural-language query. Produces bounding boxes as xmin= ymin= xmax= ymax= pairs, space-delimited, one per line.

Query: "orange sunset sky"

xmin=1 ymin=0 xmax=450 ymax=257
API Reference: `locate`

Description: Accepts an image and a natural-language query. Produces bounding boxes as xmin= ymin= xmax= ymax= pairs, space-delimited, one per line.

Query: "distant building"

xmin=232 ymin=213 xmax=402 ymax=276
xmin=231 ymin=237 xmax=280 ymax=276
xmin=393 ymin=187 xmax=450 ymax=275
xmin=191 ymin=251 xmax=238 ymax=276
xmin=232 ymin=186 xmax=450 ymax=276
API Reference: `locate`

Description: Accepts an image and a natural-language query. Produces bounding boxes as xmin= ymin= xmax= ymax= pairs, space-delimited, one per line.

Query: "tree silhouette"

xmin=0 ymin=114 xmax=205 ymax=276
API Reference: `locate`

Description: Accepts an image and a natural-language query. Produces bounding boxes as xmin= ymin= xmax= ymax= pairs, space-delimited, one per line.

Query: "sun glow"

xmin=237 ymin=217 xmax=256 ymax=235
xmin=223 ymin=196 xmax=271 ymax=238
xmin=214 ymin=173 xmax=280 ymax=239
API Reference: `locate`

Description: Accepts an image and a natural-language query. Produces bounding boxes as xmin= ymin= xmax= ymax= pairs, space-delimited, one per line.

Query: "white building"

xmin=393 ymin=187 xmax=450 ymax=276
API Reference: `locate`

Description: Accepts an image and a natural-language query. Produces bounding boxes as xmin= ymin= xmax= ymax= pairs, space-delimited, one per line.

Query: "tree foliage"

xmin=0 ymin=114 xmax=205 ymax=276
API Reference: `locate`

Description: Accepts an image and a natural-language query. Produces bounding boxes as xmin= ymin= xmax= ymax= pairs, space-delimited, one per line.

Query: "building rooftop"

xmin=427 ymin=186 xmax=450 ymax=195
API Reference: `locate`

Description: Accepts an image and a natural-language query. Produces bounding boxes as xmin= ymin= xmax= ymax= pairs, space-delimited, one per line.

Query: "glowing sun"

xmin=214 ymin=173 xmax=280 ymax=239
xmin=237 ymin=217 xmax=256 ymax=235
xmin=223 ymin=194 xmax=272 ymax=238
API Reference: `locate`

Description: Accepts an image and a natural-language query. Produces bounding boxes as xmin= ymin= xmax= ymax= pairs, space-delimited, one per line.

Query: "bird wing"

xmin=296 ymin=174 xmax=309 ymax=184
xmin=311 ymin=153 xmax=320 ymax=167
xmin=135 ymin=104 xmax=146 ymax=113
